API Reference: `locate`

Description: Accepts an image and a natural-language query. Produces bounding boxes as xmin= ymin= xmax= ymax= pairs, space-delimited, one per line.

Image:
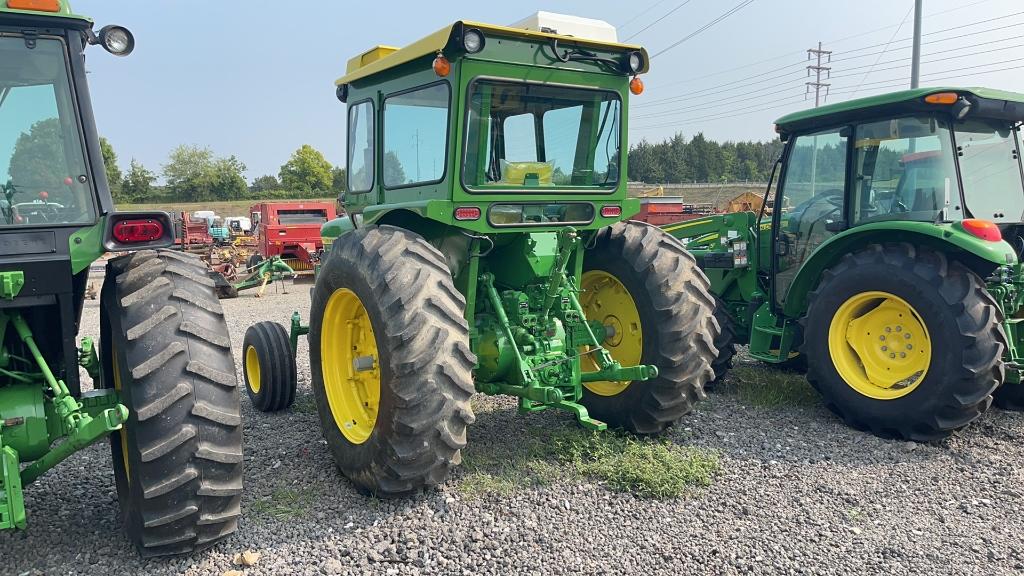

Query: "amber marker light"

xmin=433 ymin=53 xmax=451 ymax=77
xmin=924 ymin=92 xmax=959 ymax=105
xmin=630 ymin=76 xmax=644 ymax=95
xmin=961 ymin=219 xmax=1002 ymax=242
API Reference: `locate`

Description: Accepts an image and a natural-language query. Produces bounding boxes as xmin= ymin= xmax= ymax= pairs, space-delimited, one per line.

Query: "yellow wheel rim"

xmin=245 ymin=345 xmax=261 ymax=394
xmin=111 ymin=341 xmax=130 ymax=482
xmin=579 ymin=270 xmax=643 ymax=396
xmin=321 ymin=288 xmax=381 ymax=444
xmin=828 ymin=291 xmax=931 ymax=400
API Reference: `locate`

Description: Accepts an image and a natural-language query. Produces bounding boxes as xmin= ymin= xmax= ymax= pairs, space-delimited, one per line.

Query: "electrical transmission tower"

xmin=806 ymin=42 xmax=832 ymax=107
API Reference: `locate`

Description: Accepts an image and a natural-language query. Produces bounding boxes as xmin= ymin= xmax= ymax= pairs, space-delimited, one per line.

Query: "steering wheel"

xmin=18 ymin=203 xmax=62 ymax=224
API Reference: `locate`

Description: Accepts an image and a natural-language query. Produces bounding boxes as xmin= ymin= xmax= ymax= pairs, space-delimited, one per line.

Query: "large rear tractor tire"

xmin=242 ymin=321 xmax=297 ymax=412
xmin=579 ymin=221 xmax=719 ymax=434
xmin=100 ymin=249 xmax=243 ymax=557
xmin=309 ymin=225 xmax=476 ymax=496
xmin=803 ymin=243 xmax=1003 ymax=441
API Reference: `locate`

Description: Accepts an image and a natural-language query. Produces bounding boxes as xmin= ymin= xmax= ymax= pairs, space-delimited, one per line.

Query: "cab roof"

xmin=0 ymin=0 xmax=91 ymax=23
xmin=774 ymin=87 xmax=1024 ymax=136
xmin=336 ymin=20 xmax=649 ymax=86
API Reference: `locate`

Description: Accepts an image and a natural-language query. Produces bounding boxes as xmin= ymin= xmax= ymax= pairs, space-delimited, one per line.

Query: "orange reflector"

xmin=630 ymin=76 xmax=644 ymax=95
xmin=961 ymin=218 xmax=1001 ymax=242
xmin=7 ymin=0 xmax=60 ymax=11
xmin=924 ymin=92 xmax=958 ymax=105
xmin=433 ymin=54 xmax=451 ymax=77
xmin=454 ymin=206 xmax=481 ymax=221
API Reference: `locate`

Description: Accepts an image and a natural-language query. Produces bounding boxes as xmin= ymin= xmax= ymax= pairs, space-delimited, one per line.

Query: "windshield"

xmin=463 ymin=80 xmax=621 ymax=191
xmin=955 ymin=119 xmax=1024 ymax=223
xmin=276 ymin=209 xmax=328 ymax=225
xmin=0 ymin=35 xmax=94 ymax=227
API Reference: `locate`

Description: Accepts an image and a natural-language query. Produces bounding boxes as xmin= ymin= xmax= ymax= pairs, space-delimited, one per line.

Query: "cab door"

xmin=771 ymin=127 xmax=850 ymax=306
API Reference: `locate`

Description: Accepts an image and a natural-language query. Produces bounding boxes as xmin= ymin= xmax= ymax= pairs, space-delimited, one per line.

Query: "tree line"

xmin=627 ymin=132 xmax=784 ymax=184
xmin=99 ymin=139 xmax=345 ymax=204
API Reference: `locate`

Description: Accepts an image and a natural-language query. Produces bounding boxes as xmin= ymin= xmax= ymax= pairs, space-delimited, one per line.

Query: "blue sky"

xmin=76 ymin=0 xmax=1024 ymax=182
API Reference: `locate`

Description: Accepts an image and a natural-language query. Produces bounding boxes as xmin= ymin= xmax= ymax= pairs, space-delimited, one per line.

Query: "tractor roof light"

xmin=462 ymin=29 xmax=485 ymax=54
xmin=7 ymin=0 xmax=60 ymax=11
xmin=960 ymin=218 xmax=1002 ymax=242
xmin=90 ymin=25 xmax=135 ymax=57
xmin=623 ymin=50 xmax=644 ymax=74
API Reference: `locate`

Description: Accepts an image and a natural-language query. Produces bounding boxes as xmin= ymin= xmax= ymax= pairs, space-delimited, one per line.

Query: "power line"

xmin=619 ymin=0 xmax=674 ymax=30
xmin=637 ymin=68 xmax=805 ymax=108
xmin=624 ymin=0 xmax=696 ymax=42
xmin=850 ymin=5 xmax=913 ymax=97
xmin=650 ymin=0 xmax=757 ymax=59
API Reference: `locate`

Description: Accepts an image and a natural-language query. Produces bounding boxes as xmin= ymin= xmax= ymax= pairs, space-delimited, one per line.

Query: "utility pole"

xmin=911 ymin=0 xmax=923 ymax=88
xmin=806 ymin=42 xmax=832 ymax=107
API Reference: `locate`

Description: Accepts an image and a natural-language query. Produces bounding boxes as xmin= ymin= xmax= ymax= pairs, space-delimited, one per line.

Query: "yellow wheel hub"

xmin=321 ymin=288 xmax=381 ymax=444
xmin=111 ymin=341 xmax=130 ymax=482
xmin=828 ymin=291 xmax=931 ymax=400
xmin=245 ymin=345 xmax=261 ymax=394
xmin=579 ymin=270 xmax=642 ymax=397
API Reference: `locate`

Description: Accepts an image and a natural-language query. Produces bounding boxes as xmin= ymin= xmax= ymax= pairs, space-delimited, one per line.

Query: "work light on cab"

xmin=90 ymin=25 xmax=134 ymax=56
xmin=462 ymin=28 xmax=485 ymax=53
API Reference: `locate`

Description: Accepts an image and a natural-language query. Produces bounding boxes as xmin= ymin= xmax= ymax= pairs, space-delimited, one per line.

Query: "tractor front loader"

xmin=669 ymin=87 xmax=1024 ymax=441
xmin=0 ymin=1 xmax=242 ymax=557
xmin=242 ymin=14 xmax=721 ymax=496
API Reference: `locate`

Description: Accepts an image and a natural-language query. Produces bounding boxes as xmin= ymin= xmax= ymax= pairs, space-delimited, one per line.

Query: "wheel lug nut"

xmin=881 ymin=346 xmax=888 ymax=351
xmin=906 ymin=344 xmax=912 ymax=350
xmin=885 ymin=327 xmax=892 ymax=333
xmin=904 ymin=333 xmax=911 ymax=339
xmin=880 ymin=336 xmax=886 ymax=341
xmin=896 ymin=326 xmax=902 ymax=332
xmin=900 ymin=352 xmax=906 ymax=358
xmin=890 ymin=353 xmax=896 ymax=359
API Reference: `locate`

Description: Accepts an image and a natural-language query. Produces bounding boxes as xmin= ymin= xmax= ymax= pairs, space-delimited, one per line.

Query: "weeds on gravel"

xmin=251 ymin=487 xmax=316 ymax=519
xmin=457 ymin=424 xmax=720 ymax=499
xmin=729 ymin=365 xmax=819 ymax=408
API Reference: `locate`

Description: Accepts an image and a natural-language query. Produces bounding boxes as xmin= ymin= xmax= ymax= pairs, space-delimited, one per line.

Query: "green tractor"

xmin=668 ymin=87 xmax=1024 ymax=441
xmin=242 ymin=14 xmax=720 ymax=495
xmin=0 ymin=1 xmax=242 ymax=556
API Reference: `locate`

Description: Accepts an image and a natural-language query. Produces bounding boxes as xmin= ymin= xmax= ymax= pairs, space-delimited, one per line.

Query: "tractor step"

xmin=748 ymin=302 xmax=799 ymax=363
xmin=1 ymin=445 xmax=25 ymax=530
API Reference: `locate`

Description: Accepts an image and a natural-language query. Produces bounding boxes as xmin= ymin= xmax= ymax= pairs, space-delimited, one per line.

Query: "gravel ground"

xmin=4 ymin=276 xmax=1024 ymax=576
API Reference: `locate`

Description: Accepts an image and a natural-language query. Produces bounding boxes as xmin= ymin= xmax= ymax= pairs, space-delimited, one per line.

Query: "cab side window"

xmin=347 ymin=101 xmax=375 ymax=193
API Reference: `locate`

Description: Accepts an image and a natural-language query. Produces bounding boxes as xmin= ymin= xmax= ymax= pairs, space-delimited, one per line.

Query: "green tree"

xmin=213 ymin=155 xmax=248 ymax=200
xmin=279 ymin=144 xmax=332 ymax=193
xmin=99 ymin=137 xmax=124 ymax=201
xmin=121 ymin=158 xmax=155 ymax=203
xmin=9 ymin=118 xmax=63 ymax=188
xmin=383 ymin=151 xmax=405 ymax=188
xmin=330 ymin=166 xmax=347 ymax=194
xmin=251 ymin=174 xmax=280 ymax=193
xmin=163 ymin=145 xmax=247 ymax=201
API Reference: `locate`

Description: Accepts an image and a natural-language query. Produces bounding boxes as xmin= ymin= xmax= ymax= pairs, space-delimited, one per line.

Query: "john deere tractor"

xmin=242 ymin=14 xmax=719 ymax=495
xmin=668 ymin=87 xmax=1024 ymax=441
xmin=0 ymin=1 xmax=242 ymax=556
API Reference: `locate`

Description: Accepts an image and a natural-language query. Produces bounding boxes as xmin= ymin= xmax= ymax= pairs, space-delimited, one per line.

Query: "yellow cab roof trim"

xmin=335 ymin=20 xmax=650 ymax=86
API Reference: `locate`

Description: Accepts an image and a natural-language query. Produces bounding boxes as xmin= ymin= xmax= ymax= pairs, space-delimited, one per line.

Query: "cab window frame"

xmin=381 ymin=80 xmax=452 ymax=191
xmin=459 ymin=76 xmax=623 ymax=195
xmin=346 ymin=97 xmax=376 ymax=195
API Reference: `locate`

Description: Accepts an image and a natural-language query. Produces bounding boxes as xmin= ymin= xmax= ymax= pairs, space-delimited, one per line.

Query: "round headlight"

xmin=98 ymin=25 xmax=134 ymax=56
xmin=336 ymin=84 xmax=348 ymax=103
xmin=626 ymin=51 xmax=643 ymax=74
xmin=463 ymin=29 xmax=485 ymax=54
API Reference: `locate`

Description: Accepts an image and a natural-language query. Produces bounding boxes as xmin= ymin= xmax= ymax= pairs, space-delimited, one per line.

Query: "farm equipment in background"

xmin=636 ymin=197 xmax=720 ymax=226
xmin=172 ymin=211 xmax=214 ymax=252
xmin=240 ymin=13 xmax=719 ymax=496
xmin=668 ymin=87 xmax=1024 ymax=441
xmin=249 ymin=201 xmax=336 ymax=275
xmin=209 ymin=256 xmax=296 ymax=299
xmin=0 ymin=0 xmax=242 ymax=556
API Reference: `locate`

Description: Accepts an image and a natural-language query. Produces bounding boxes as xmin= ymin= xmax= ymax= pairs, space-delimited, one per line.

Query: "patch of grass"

xmin=730 ymin=365 xmax=819 ymax=408
xmin=250 ymin=487 xmax=316 ymax=519
xmin=292 ymin=394 xmax=318 ymax=414
xmin=456 ymin=424 xmax=720 ymax=499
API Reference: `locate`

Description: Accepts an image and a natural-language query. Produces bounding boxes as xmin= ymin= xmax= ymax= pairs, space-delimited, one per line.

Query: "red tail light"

xmin=600 ymin=205 xmax=622 ymax=218
xmin=112 ymin=219 xmax=165 ymax=243
xmin=960 ymin=219 xmax=1001 ymax=242
xmin=454 ymin=206 xmax=481 ymax=221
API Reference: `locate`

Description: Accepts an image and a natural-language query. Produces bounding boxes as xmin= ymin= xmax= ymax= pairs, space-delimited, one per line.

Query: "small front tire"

xmin=242 ymin=321 xmax=297 ymax=412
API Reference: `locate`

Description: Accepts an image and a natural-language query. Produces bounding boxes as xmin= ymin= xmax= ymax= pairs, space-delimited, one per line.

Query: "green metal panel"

xmin=780 ymin=220 xmax=1017 ymax=318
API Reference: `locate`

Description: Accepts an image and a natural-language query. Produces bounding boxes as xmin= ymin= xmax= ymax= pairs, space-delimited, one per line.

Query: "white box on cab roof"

xmin=508 ymin=12 xmax=618 ymax=43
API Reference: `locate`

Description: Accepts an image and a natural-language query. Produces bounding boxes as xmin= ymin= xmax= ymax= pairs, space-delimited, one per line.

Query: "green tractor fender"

xmin=781 ymin=220 xmax=1018 ymax=319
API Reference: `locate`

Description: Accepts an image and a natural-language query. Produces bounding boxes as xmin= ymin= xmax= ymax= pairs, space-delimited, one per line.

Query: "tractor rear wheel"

xmin=100 ymin=249 xmax=243 ymax=557
xmin=242 ymin=321 xmax=297 ymax=412
xmin=579 ymin=221 xmax=718 ymax=434
xmin=708 ymin=297 xmax=737 ymax=387
xmin=803 ymin=244 xmax=1003 ymax=441
xmin=309 ymin=225 xmax=475 ymax=496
